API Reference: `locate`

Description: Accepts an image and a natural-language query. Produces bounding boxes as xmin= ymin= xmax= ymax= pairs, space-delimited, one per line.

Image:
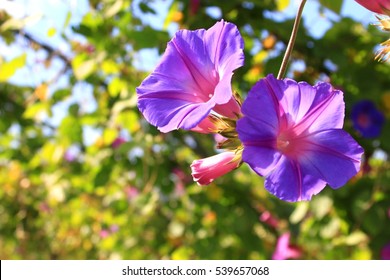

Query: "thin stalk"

xmin=277 ymin=0 xmax=307 ymax=79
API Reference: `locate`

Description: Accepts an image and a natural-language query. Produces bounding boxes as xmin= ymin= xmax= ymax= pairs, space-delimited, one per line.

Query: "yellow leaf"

xmin=47 ymin=27 xmax=57 ymax=37
xmin=103 ymin=128 xmax=118 ymax=145
xmin=276 ymin=0 xmax=290 ymax=11
xmin=101 ymin=60 xmax=119 ymax=75
xmin=171 ymin=247 xmax=194 ymax=260
xmin=164 ymin=1 xmax=180 ymax=29
xmin=0 ymin=54 xmax=27 ymax=82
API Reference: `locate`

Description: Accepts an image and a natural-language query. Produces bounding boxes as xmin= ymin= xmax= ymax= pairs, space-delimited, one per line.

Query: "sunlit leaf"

xmin=58 ymin=116 xmax=83 ymax=144
xmin=108 ymin=77 xmax=126 ymax=97
xmin=289 ymin=202 xmax=309 ymax=224
xmin=116 ymin=111 xmax=140 ymax=133
xmin=0 ymin=14 xmax=42 ymax=31
xmin=47 ymin=27 xmax=57 ymax=37
xmin=103 ymin=128 xmax=118 ymax=145
xmin=104 ymin=0 xmax=123 ymax=18
xmin=0 ymin=54 xmax=27 ymax=82
xmin=276 ymin=0 xmax=290 ymax=11
xmin=72 ymin=54 xmax=96 ymax=80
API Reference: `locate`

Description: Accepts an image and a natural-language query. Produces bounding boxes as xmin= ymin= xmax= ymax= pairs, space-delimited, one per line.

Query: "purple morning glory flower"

xmin=137 ymin=20 xmax=244 ymax=133
xmin=237 ymin=74 xmax=364 ymax=202
xmin=351 ymin=100 xmax=385 ymax=138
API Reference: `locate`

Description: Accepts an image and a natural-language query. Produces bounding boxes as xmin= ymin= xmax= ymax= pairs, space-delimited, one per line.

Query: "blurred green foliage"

xmin=0 ymin=0 xmax=389 ymax=259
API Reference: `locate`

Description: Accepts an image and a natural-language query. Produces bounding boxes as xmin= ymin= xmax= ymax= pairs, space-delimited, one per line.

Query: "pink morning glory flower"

xmin=191 ymin=151 xmax=240 ymax=185
xmin=272 ymin=232 xmax=302 ymax=260
xmin=355 ymin=0 xmax=390 ymax=15
xmin=111 ymin=136 xmax=126 ymax=149
xmin=381 ymin=243 xmax=390 ymax=259
xmin=236 ymin=74 xmax=364 ymax=202
xmin=137 ymin=20 xmax=244 ymax=133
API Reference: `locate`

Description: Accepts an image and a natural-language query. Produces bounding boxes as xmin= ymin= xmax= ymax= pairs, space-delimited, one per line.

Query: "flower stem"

xmin=277 ymin=0 xmax=307 ymax=80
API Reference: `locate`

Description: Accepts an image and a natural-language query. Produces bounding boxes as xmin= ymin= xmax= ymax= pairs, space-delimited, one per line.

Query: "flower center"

xmin=276 ymin=132 xmax=297 ymax=157
xmin=357 ymin=114 xmax=371 ymax=128
xmin=277 ymin=138 xmax=290 ymax=150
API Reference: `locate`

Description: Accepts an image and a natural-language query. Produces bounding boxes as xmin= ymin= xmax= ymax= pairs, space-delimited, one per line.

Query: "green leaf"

xmin=63 ymin=11 xmax=72 ymax=29
xmin=72 ymin=54 xmax=96 ymax=80
xmin=127 ymin=27 xmax=169 ymax=50
xmin=0 ymin=54 xmax=27 ymax=82
xmin=319 ymin=0 xmax=343 ymax=14
xmin=51 ymin=89 xmax=71 ymax=103
xmin=58 ymin=116 xmax=83 ymax=144
xmin=116 ymin=111 xmax=140 ymax=133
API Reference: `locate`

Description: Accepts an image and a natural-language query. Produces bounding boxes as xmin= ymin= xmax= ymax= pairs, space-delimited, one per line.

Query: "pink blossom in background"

xmin=272 ymin=232 xmax=302 ymax=260
xmin=259 ymin=211 xmax=279 ymax=228
xmin=64 ymin=150 xmax=77 ymax=162
xmin=190 ymin=0 xmax=201 ymax=15
xmin=110 ymin=225 xmax=119 ymax=233
xmin=111 ymin=136 xmax=126 ymax=149
xmin=125 ymin=186 xmax=139 ymax=201
xmin=191 ymin=151 xmax=240 ymax=185
xmin=381 ymin=243 xmax=390 ymax=259
xmin=64 ymin=145 xmax=81 ymax=162
xmin=172 ymin=168 xmax=187 ymax=196
xmin=99 ymin=229 xmax=110 ymax=239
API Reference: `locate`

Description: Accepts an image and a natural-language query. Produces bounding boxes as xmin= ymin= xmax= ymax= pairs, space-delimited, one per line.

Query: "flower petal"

xmin=242 ymin=146 xmax=282 ymax=177
xmin=296 ymin=82 xmax=345 ymax=133
xmin=265 ymin=156 xmax=327 ymax=202
xmin=237 ymin=76 xmax=280 ymax=136
xmin=190 ymin=116 xmax=218 ymax=134
xmin=191 ymin=151 xmax=239 ymax=185
xmin=205 ymin=20 xmax=244 ymax=76
xmin=141 ymin=99 xmax=213 ymax=132
xmin=298 ymin=129 xmax=364 ymax=188
xmin=355 ymin=0 xmax=390 ymax=15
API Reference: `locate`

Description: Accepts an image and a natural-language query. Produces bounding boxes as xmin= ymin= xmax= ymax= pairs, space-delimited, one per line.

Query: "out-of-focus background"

xmin=1 ymin=0 xmax=389 ymax=259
